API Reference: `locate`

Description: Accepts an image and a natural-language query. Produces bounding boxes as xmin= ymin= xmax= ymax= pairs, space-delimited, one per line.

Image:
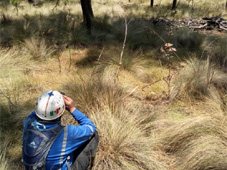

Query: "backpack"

xmin=22 ymin=118 xmax=64 ymax=170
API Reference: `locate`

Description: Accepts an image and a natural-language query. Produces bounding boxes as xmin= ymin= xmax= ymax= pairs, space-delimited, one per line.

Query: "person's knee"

xmin=93 ymin=131 xmax=99 ymax=142
xmin=88 ymin=131 xmax=99 ymax=154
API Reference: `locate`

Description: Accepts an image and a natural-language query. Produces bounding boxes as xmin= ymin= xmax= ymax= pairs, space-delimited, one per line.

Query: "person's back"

xmin=22 ymin=90 xmax=99 ymax=170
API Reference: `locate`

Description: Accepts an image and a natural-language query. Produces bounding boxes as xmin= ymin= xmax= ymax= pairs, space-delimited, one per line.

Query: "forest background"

xmin=0 ymin=0 xmax=227 ymax=169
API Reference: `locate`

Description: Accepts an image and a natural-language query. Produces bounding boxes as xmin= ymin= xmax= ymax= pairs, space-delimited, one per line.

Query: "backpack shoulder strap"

xmin=33 ymin=125 xmax=64 ymax=170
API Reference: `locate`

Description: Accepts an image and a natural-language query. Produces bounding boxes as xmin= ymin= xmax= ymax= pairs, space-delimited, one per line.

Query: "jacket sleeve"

xmin=68 ymin=109 xmax=96 ymax=142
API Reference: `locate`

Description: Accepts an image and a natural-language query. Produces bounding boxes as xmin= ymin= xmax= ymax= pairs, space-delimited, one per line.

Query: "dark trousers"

xmin=70 ymin=132 xmax=99 ymax=170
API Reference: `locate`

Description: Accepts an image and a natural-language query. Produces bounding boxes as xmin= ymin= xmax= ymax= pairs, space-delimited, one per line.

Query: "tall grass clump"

xmin=90 ymin=108 xmax=168 ymax=170
xmin=62 ymin=71 xmax=168 ymax=169
xmin=91 ymin=15 xmax=113 ymax=40
xmin=0 ymin=48 xmax=24 ymax=74
xmin=23 ymin=37 xmax=54 ymax=60
xmin=96 ymin=48 xmax=150 ymax=80
xmin=10 ymin=18 xmax=35 ymax=46
xmin=0 ymin=48 xmax=33 ymax=115
xmin=113 ymin=19 xmax=164 ymax=49
xmin=70 ymin=26 xmax=90 ymax=46
xmin=171 ymin=58 xmax=227 ymax=100
xmin=202 ymin=37 xmax=227 ymax=71
xmin=160 ymin=116 xmax=227 ymax=154
xmin=178 ymin=135 xmax=227 ymax=170
xmin=173 ymin=28 xmax=205 ymax=51
xmin=63 ymin=74 xmax=125 ymax=113
xmin=0 ymin=48 xmax=22 ymax=117
xmin=0 ymin=147 xmax=9 ymax=170
xmin=159 ymin=115 xmax=227 ymax=170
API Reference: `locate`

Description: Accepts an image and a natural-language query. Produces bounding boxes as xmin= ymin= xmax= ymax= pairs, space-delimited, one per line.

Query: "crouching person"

xmin=22 ymin=90 xmax=99 ymax=170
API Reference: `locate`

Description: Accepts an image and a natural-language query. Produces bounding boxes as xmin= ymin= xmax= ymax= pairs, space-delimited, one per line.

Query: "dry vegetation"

xmin=0 ymin=0 xmax=227 ymax=170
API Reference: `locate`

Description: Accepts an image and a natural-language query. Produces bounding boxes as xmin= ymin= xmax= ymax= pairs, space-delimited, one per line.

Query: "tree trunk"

xmin=87 ymin=0 xmax=94 ymax=18
xmin=80 ymin=0 xmax=94 ymax=34
xmin=172 ymin=0 xmax=177 ymax=10
xmin=150 ymin=0 xmax=154 ymax=7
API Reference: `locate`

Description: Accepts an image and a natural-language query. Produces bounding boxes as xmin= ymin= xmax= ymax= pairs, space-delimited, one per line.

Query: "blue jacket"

xmin=22 ymin=109 xmax=96 ymax=170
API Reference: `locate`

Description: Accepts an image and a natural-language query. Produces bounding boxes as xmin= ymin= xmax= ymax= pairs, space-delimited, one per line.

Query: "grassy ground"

xmin=0 ymin=0 xmax=227 ymax=169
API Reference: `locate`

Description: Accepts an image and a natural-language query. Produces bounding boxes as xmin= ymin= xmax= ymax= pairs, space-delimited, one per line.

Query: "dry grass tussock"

xmin=90 ymin=107 xmax=168 ymax=170
xmin=0 ymin=48 xmax=28 ymax=73
xmin=0 ymin=48 xmax=37 ymax=115
xmin=160 ymin=116 xmax=227 ymax=153
xmin=96 ymin=48 xmax=150 ymax=80
xmin=63 ymin=74 xmax=125 ymax=113
xmin=203 ymin=37 xmax=227 ymax=71
xmin=158 ymin=116 xmax=227 ymax=170
xmin=171 ymin=58 xmax=227 ymax=100
xmin=0 ymin=148 xmax=9 ymax=170
xmin=61 ymin=71 xmax=168 ymax=170
xmin=23 ymin=37 xmax=54 ymax=60
xmin=178 ymin=135 xmax=227 ymax=170
xmin=203 ymin=97 xmax=227 ymax=117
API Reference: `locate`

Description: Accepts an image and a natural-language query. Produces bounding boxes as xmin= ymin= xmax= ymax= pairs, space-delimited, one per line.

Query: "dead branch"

xmin=122 ymin=86 xmax=139 ymax=100
xmin=52 ymin=0 xmax=60 ymax=10
xmin=151 ymin=16 xmax=227 ymax=32
xmin=97 ymin=47 xmax=105 ymax=62
xmin=220 ymin=25 xmax=227 ymax=31
xmin=0 ymin=89 xmax=17 ymax=108
xmin=189 ymin=23 xmax=208 ymax=29
xmin=120 ymin=18 xmax=129 ymax=65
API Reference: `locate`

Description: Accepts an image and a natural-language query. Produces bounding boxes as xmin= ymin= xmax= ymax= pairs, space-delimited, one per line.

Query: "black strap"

xmin=35 ymin=125 xmax=64 ymax=169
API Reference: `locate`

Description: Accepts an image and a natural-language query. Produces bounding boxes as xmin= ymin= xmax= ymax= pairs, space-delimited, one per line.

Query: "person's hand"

xmin=63 ymin=95 xmax=76 ymax=113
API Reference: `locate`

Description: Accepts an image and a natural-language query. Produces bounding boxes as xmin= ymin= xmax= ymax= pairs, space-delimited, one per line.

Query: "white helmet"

xmin=35 ymin=90 xmax=65 ymax=120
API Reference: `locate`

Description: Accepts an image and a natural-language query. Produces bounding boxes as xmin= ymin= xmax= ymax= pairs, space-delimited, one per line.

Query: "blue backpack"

xmin=22 ymin=118 xmax=64 ymax=170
